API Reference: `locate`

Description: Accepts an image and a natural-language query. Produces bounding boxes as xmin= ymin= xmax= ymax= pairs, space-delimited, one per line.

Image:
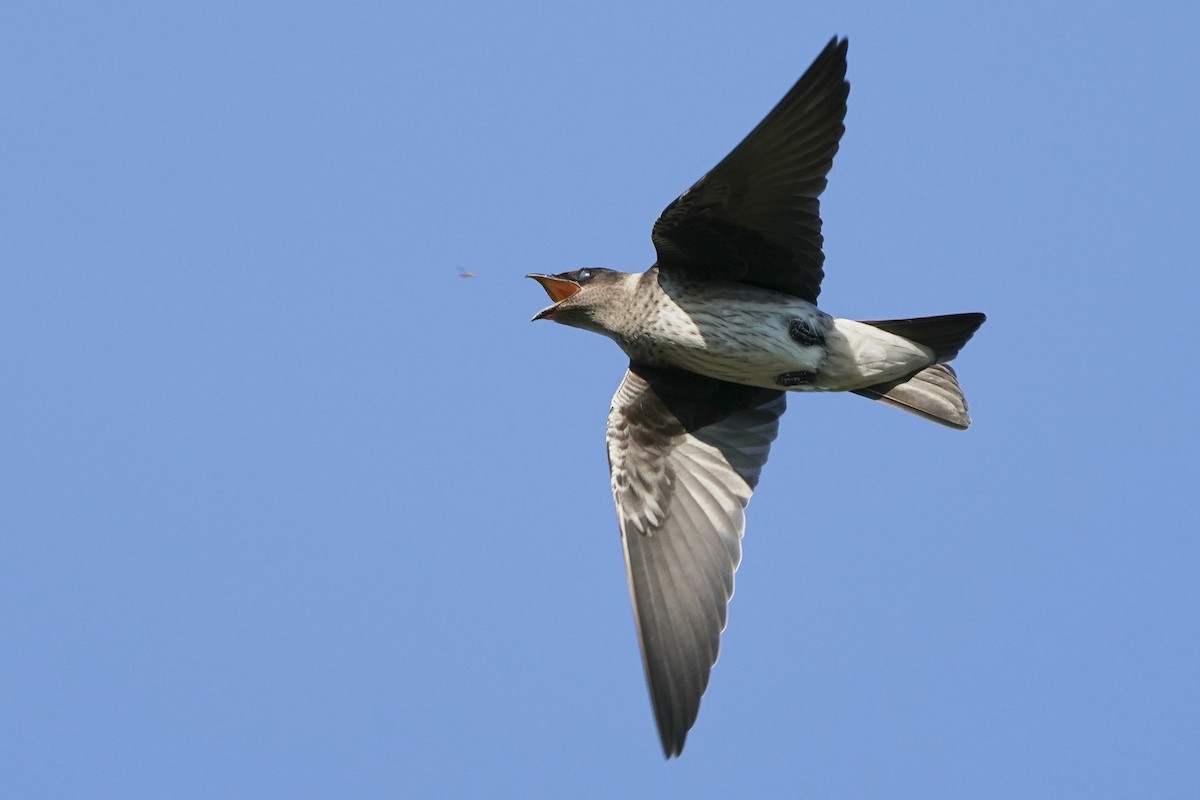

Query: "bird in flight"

xmin=529 ymin=37 xmax=984 ymax=758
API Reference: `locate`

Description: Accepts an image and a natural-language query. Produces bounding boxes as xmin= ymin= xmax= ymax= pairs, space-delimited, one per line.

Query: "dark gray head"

xmin=527 ymin=268 xmax=635 ymax=336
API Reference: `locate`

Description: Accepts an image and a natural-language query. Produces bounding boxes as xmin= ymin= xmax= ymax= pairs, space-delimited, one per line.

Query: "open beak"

xmin=527 ymin=274 xmax=581 ymax=320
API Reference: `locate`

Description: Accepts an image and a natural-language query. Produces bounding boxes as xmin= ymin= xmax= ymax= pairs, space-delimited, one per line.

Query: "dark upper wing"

xmin=606 ymin=364 xmax=785 ymax=757
xmin=651 ymin=37 xmax=849 ymax=304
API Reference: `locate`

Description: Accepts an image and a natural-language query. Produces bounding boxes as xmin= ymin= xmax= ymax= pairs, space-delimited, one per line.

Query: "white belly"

xmin=629 ymin=288 xmax=935 ymax=392
xmin=630 ymin=290 xmax=823 ymax=385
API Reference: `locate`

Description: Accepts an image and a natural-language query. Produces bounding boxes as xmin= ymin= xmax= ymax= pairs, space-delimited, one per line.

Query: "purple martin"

xmin=529 ymin=37 xmax=985 ymax=757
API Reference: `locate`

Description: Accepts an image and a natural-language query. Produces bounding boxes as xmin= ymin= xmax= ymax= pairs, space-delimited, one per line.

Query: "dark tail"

xmin=851 ymin=313 xmax=985 ymax=430
xmin=861 ymin=312 xmax=986 ymax=363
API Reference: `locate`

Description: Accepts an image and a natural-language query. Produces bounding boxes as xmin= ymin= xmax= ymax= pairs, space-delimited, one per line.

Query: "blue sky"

xmin=3 ymin=1 xmax=1199 ymax=797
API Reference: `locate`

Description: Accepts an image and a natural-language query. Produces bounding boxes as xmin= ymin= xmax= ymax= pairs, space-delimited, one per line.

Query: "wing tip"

xmin=657 ymin=725 xmax=687 ymax=759
xmin=821 ymin=35 xmax=849 ymax=65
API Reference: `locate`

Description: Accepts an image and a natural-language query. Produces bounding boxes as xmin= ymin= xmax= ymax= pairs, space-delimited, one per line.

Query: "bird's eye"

xmin=577 ymin=269 xmax=592 ymax=281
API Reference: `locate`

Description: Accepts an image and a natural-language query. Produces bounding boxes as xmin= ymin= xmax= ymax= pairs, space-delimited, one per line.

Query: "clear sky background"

xmin=3 ymin=1 xmax=1199 ymax=797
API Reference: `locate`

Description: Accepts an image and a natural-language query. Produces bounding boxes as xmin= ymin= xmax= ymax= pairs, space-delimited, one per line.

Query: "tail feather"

xmin=852 ymin=364 xmax=971 ymax=430
xmin=863 ymin=313 xmax=986 ymax=363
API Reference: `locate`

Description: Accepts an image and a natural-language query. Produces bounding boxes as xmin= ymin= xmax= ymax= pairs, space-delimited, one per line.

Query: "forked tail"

xmin=851 ymin=313 xmax=985 ymax=429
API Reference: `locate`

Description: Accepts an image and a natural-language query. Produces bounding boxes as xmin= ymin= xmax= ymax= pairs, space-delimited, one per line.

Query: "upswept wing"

xmin=651 ymin=37 xmax=849 ymax=303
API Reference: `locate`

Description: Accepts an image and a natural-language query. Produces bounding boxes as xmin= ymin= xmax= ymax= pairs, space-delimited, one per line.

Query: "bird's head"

xmin=527 ymin=268 xmax=633 ymax=336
